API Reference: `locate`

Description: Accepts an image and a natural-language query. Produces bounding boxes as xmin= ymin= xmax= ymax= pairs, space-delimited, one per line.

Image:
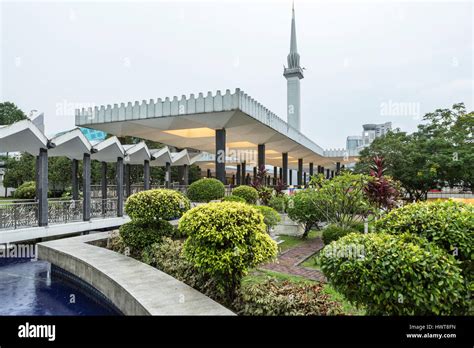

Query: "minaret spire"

xmin=284 ymin=2 xmax=304 ymax=131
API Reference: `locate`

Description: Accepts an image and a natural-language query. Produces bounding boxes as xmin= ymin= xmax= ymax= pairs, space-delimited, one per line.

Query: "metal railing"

xmin=0 ymin=200 xmax=39 ymax=230
xmin=90 ymin=198 xmax=118 ymax=219
xmin=47 ymin=199 xmax=83 ymax=224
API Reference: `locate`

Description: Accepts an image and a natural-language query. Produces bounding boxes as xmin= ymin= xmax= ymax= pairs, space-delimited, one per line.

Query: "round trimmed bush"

xmin=268 ymin=195 xmax=288 ymax=213
xmin=221 ymin=195 xmax=246 ymax=203
xmin=253 ymin=205 xmax=281 ymax=232
xmin=125 ymin=189 xmax=190 ymax=223
xmin=14 ymin=181 xmax=36 ymax=199
xmin=374 ymin=200 xmax=474 ymax=264
xmin=179 ymin=202 xmax=278 ymax=301
xmin=322 ymin=224 xmax=359 ymax=244
xmin=320 ymin=232 xmax=469 ymax=315
xmin=119 ymin=220 xmax=175 ymax=251
xmin=232 ymin=185 xmax=259 ymax=204
xmin=186 ymin=178 xmax=225 ymax=202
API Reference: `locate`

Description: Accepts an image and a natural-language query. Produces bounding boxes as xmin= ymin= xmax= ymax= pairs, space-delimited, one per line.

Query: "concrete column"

xmin=289 ymin=169 xmax=293 ymax=185
xmin=253 ymin=166 xmax=257 ymax=181
xmin=279 ymin=167 xmax=283 ymax=180
xmin=232 ymin=174 xmax=235 ymax=185
xmin=273 ymin=166 xmax=278 ymax=185
xmin=124 ymin=164 xmax=131 ymax=197
xmin=215 ymin=129 xmax=226 ymax=184
xmin=101 ymin=161 xmax=107 ymax=215
xmin=317 ymin=165 xmax=321 ymax=174
xmin=241 ymin=161 xmax=246 ymax=184
xmin=304 ymin=172 xmax=307 ymax=185
xmin=309 ymin=162 xmax=314 ymax=177
xmin=183 ymin=164 xmax=189 ymax=186
xmin=165 ymin=162 xmax=171 ymax=188
xmin=144 ymin=160 xmax=150 ymax=190
xmin=207 ymin=168 xmax=211 ymax=178
xmin=321 ymin=166 xmax=325 ymax=176
xmin=336 ymin=162 xmax=341 ymax=175
xmin=72 ymin=159 xmax=79 ymax=200
xmin=37 ymin=148 xmax=48 ymax=227
xmin=331 ymin=170 xmax=335 ymax=178
xmin=326 ymin=169 xmax=330 ymax=179
xmin=82 ymin=153 xmax=91 ymax=221
xmin=297 ymin=158 xmax=303 ymax=186
xmin=236 ymin=164 xmax=241 ymax=185
xmin=258 ymin=144 xmax=265 ymax=169
xmin=116 ymin=157 xmax=124 ymax=217
xmin=282 ymin=153 xmax=288 ymax=186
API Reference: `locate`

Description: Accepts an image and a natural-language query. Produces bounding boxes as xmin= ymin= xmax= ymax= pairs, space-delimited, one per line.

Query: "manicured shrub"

xmin=253 ymin=205 xmax=281 ymax=232
xmin=234 ymin=279 xmax=342 ymax=316
xmin=125 ymin=189 xmax=190 ymax=223
xmin=221 ymin=195 xmax=246 ymax=203
xmin=179 ymin=202 xmax=278 ymax=302
xmin=13 ymin=181 xmax=36 ymax=199
xmin=320 ymin=232 xmax=469 ymax=315
xmin=141 ymin=237 xmax=220 ymax=301
xmin=232 ymin=185 xmax=259 ymax=204
xmin=186 ymin=178 xmax=225 ymax=202
xmin=287 ymin=189 xmax=324 ymax=238
xmin=268 ymin=195 xmax=288 ymax=213
xmin=374 ymin=200 xmax=474 ymax=266
xmin=119 ymin=220 xmax=175 ymax=252
xmin=322 ymin=224 xmax=359 ymax=244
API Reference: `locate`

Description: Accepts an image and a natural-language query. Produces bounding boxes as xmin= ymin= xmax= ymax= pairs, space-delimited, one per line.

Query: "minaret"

xmin=283 ymin=3 xmax=304 ymax=131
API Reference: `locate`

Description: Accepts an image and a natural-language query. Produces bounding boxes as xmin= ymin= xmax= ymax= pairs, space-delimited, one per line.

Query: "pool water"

xmin=0 ymin=258 xmax=119 ymax=315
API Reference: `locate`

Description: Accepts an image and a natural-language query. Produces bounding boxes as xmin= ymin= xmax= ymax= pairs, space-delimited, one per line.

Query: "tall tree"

xmin=0 ymin=102 xmax=27 ymax=125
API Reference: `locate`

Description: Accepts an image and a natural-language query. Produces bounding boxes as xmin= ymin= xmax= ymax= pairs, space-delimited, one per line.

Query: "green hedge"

xmin=221 ymin=195 xmax=246 ymax=203
xmin=268 ymin=195 xmax=288 ymax=213
xmin=320 ymin=232 xmax=469 ymax=315
xmin=374 ymin=200 xmax=473 ymax=266
xmin=232 ymin=185 xmax=259 ymax=204
xmin=322 ymin=224 xmax=359 ymax=244
xmin=179 ymin=202 xmax=278 ymax=301
xmin=234 ymin=279 xmax=342 ymax=315
xmin=13 ymin=181 xmax=36 ymax=199
xmin=253 ymin=205 xmax=281 ymax=232
xmin=125 ymin=189 xmax=190 ymax=223
xmin=119 ymin=220 xmax=175 ymax=252
xmin=186 ymin=178 xmax=225 ymax=202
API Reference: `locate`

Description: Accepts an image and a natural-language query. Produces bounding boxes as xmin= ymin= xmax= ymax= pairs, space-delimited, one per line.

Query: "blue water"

xmin=0 ymin=258 xmax=118 ymax=315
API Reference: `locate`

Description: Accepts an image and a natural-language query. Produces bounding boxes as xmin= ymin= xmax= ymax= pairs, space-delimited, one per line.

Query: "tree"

xmin=287 ymin=189 xmax=324 ymax=238
xmin=0 ymin=102 xmax=27 ymax=125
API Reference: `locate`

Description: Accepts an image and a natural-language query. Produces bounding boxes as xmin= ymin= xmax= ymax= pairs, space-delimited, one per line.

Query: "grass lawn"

xmin=243 ymin=268 xmax=365 ymax=315
xmin=301 ymin=250 xmax=322 ymax=270
xmin=278 ymin=229 xmax=322 ymax=252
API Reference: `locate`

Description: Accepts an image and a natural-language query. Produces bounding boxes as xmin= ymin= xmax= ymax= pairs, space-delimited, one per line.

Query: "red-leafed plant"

xmin=364 ymin=156 xmax=399 ymax=214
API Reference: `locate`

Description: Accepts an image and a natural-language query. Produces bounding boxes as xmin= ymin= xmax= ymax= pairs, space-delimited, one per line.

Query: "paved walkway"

xmin=262 ymin=237 xmax=327 ymax=282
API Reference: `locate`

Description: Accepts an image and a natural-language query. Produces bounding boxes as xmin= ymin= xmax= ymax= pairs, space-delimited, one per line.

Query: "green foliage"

xmin=179 ymin=202 xmax=278 ymax=302
xmin=268 ymin=194 xmax=288 ymax=213
xmin=141 ymin=237 xmax=220 ymax=301
xmin=186 ymin=178 xmax=225 ymax=202
xmin=355 ymin=103 xmax=474 ymax=197
xmin=13 ymin=181 xmax=36 ymax=199
xmin=119 ymin=220 xmax=175 ymax=252
xmin=0 ymin=102 xmax=26 ymax=125
xmin=320 ymin=232 xmax=469 ymax=315
xmin=287 ymin=189 xmax=324 ymax=238
xmin=232 ymin=185 xmax=259 ymax=204
xmin=234 ymin=278 xmax=342 ymax=315
xmin=221 ymin=195 xmax=246 ymax=203
xmin=322 ymin=224 xmax=359 ymax=244
xmin=253 ymin=205 xmax=281 ymax=232
xmin=308 ymin=172 xmax=373 ymax=230
xmin=125 ymin=189 xmax=190 ymax=223
xmin=374 ymin=200 xmax=474 ymax=273
xmin=3 ymin=154 xmax=35 ymax=189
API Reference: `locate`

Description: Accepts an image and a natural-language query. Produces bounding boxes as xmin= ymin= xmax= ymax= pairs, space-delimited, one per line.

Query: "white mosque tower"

xmin=283 ymin=3 xmax=304 ymax=131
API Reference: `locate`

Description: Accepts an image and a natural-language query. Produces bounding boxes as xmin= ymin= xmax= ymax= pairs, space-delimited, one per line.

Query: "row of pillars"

xmin=35 ymin=147 xmax=189 ymax=227
xmin=214 ymin=129 xmax=343 ymax=186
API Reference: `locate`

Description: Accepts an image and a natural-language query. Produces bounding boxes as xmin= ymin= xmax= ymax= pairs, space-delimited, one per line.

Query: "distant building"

xmin=346 ymin=122 xmax=392 ymax=151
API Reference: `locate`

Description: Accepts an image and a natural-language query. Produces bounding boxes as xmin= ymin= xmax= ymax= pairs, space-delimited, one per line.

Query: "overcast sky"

xmin=1 ymin=0 xmax=472 ymax=149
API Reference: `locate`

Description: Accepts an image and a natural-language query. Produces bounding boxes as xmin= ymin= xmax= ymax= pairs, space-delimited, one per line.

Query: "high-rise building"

xmin=346 ymin=122 xmax=392 ymax=151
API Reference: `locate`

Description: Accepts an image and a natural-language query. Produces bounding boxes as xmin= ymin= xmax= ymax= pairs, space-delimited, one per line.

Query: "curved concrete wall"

xmin=37 ymin=232 xmax=234 ymax=315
